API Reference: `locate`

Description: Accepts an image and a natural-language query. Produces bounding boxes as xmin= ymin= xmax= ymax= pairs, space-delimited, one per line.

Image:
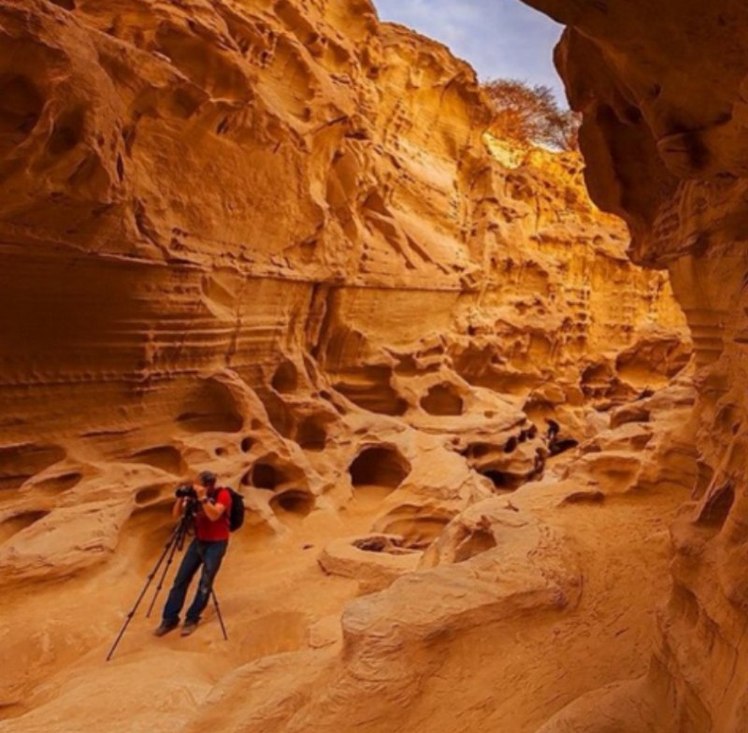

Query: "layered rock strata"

xmin=518 ymin=0 xmax=748 ymax=730
xmin=0 ymin=0 xmax=686 ymax=580
xmin=180 ymin=379 xmax=697 ymax=733
xmin=0 ymin=0 xmax=691 ymax=731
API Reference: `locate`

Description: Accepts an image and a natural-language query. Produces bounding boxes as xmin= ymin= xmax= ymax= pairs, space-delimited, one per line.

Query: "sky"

xmin=374 ymin=0 xmax=566 ymax=103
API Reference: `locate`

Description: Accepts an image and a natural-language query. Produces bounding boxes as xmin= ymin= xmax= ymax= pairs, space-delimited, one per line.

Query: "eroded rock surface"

xmin=0 ymin=1 xmax=693 ymax=731
xmin=517 ymin=0 xmax=748 ymax=730
xmin=0 ymin=0 xmax=686 ymax=578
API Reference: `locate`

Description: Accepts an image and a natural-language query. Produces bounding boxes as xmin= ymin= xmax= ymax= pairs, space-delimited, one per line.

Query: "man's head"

xmin=198 ymin=470 xmax=217 ymax=489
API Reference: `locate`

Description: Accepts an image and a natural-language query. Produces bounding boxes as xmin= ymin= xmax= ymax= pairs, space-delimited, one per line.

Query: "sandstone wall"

xmin=0 ymin=0 xmax=690 ymax=722
xmin=518 ymin=1 xmax=748 ymax=730
xmin=0 ymin=1 xmax=683 ymax=473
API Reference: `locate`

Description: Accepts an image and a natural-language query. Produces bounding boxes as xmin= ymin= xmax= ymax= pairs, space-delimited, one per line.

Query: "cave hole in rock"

xmin=270 ymin=489 xmax=314 ymax=517
xmin=716 ymin=403 xmax=737 ymax=433
xmin=394 ymin=354 xmax=441 ymax=376
xmin=561 ymin=490 xmax=606 ymax=506
xmin=697 ymin=482 xmax=735 ymax=528
xmin=128 ymin=445 xmax=184 ymax=474
xmin=333 ymin=366 xmax=408 ymax=416
xmin=295 ymin=415 xmax=328 ymax=451
xmin=0 ymin=443 xmax=67 ymax=492
xmin=215 ymin=447 xmax=227 ymax=457
xmin=248 ymin=461 xmax=284 ymax=490
xmin=272 ymin=360 xmax=299 ymax=393
xmin=420 ymin=383 xmax=464 ymax=416
xmin=466 ymin=443 xmax=494 ymax=459
xmin=256 ymin=389 xmax=296 ymax=438
xmin=673 ymin=583 xmax=700 ymax=628
xmin=0 ymin=74 xmax=44 ymax=156
xmin=240 ymin=436 xmax=255 ymax=453
xmin=349 ymin=446 xmax=411 ymax=489
xmin=580 ymin=362 xmax=627 ymax=400
xmin=524 ymin=425 xmax=538 ymax=439
xmin=353 ymin=535 xmax=392 ymax=552
xmin=549 ymin=438 xmax=579 ymax=457
xmin=376 ymin=508 xmax=452 ymax=550
xmin=453 ymin=529 xmax=498 ymax=563
xmin=615 ymin=339 xmax=691 ymax=386
xmin=154 ymin=25 xmax=247 ymax=100
xmin=693 ymin=461 xmax=715 ymax=500
xmin=127 ymin=504 xmax=182 ymax=562
xmin=481 ymin=469 xmax=509 ymax=488
xmin=478 ymin=469 xmax=522 ymax=491
xmin=135 ymin=486 xmax=163 ymax=505
xmin=352 ymin=535 xmax=412 ymax=555
xmin=0 ymin=510 xmax=50 ymax=544
xmin=33 ymin=471 xmax=82 ymax=494
xmin=504 ymin=437 xmax=518 ymax=453
xmin=581 ymin=363 xmax=612 ymax=384
xmin=177 ymin=380 xmax=244 ymax=433
xmin=394 ymin=354 xmax=419 ymax=376
xmin=48 ymin=106 xmax=85 ymax=155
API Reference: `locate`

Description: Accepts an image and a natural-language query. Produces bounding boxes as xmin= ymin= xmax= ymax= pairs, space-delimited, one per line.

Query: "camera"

xmin=175 ymin=484 xmax=197 ymax=500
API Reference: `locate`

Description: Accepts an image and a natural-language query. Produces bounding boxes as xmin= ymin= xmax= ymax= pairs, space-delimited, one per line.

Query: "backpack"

xmin=222 ymin=487 xmax=245 ymax=532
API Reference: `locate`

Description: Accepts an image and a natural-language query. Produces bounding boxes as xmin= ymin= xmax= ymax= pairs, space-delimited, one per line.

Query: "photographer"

xmin=154 ymin=471 xmax=232 ymax=638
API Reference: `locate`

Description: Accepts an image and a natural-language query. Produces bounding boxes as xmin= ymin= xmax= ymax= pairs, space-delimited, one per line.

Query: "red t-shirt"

xmin=195 ymin=487 xmax=231 ymax=541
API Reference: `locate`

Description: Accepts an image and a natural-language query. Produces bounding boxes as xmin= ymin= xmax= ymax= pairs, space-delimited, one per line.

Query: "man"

xmin=154 ymin=470 xmax=232 ymax=637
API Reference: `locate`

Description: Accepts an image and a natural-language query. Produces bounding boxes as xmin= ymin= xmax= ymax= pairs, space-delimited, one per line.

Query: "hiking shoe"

xmin=181 ymin=621 xmax=199 ymax=637
xmin=153 ymin=620 xmax=178 ymax=637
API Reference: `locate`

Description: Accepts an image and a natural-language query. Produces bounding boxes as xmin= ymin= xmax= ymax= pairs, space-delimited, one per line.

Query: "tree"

xmin=483 ymin=78 xmax=580 ymax=151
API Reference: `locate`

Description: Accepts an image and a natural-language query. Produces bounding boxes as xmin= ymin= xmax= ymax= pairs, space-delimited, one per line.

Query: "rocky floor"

xmin=0 ymin=380 xmax=696 ymax=733
xmin=3 ymin=0 xmax=729 ymax=728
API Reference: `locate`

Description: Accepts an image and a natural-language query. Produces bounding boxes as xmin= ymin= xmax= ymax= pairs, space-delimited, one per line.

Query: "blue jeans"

xmin=162 ymin=538 xmax=227 ymax=624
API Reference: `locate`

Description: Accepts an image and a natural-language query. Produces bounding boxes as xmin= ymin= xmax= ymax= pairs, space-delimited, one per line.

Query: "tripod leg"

xmin=106 ymin=522 xmax=181 ymax=662
xmin=211 ymin=589 xmax=229 ymax=640
xmin=145 ymin=521 xmax=187 ymax=618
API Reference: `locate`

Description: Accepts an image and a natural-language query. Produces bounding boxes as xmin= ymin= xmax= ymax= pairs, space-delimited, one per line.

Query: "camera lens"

xmin=175 ymin=484 xmax=197 ymax=499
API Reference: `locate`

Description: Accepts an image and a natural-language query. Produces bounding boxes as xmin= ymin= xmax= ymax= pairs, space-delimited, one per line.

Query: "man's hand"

xmin=172 ymin=496 xmax=185 ymax=518
xmin=200 ymin=488 xmax=226 ymax=522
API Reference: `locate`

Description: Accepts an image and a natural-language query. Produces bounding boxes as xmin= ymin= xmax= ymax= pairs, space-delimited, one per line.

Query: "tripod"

xmin=106 ymin=502 xmax=228 ymax=661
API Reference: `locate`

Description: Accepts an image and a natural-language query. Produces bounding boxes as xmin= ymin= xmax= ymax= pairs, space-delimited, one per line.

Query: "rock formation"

xmin=0 ymin=1 xmax=694 ymax=731
xmin=515 ymin=1 xmax=748 ymax=731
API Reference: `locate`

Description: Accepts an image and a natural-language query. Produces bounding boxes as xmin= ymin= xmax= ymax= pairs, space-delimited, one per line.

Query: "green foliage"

xmin=483 ymin=78 xmax=580 ymax=151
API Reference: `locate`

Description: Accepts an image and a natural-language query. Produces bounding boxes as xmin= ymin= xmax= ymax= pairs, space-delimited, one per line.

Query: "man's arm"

xmin=202 ymin=499 xmax=226 ymax=522
xmin=194 ymin=485 xmax=227 ymax=522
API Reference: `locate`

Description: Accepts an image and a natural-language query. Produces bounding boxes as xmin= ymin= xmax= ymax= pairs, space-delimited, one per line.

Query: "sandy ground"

xmin=401 ymin=490 xmax=678 ymax=732
xmin=0 ymin=477 xmax=684 ymax=733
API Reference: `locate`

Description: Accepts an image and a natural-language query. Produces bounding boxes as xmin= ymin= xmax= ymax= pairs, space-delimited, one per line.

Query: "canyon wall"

xmin=0 ymin=1 xmax=693 ymax=730
xmin=0 ymin=0 xmax=685 ymax=568
xmin=517 ymin=0 xmax=748 ymax=731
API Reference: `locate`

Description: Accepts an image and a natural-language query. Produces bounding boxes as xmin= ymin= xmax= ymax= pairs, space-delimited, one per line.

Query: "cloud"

xmin=381 ymin=0 xmax=481 ymax=47
xmin=374 ymin=0 xmax=565 ymax=101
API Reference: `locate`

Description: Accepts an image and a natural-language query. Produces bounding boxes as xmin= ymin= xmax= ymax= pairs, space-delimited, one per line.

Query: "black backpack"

xmin=223 ymin=487 xmax=245 ymax=532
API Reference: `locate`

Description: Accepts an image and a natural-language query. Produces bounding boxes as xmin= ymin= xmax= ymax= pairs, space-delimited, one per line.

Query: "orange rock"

xmin=0 ymin=1 xmax=696 ymax=731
